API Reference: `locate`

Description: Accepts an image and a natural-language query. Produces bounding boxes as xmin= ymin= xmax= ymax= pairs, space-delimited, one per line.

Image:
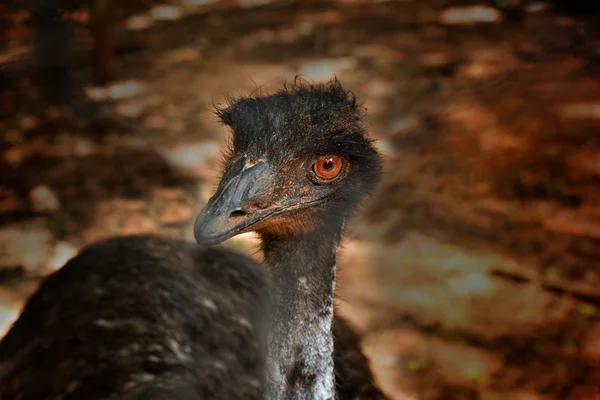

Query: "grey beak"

xmin=194 ymin=160 xmax=275 ymax=245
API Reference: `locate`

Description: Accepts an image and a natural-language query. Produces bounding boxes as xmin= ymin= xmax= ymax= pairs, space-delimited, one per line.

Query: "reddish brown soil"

xmin=1 ymin=1 xmax=600 ymax=399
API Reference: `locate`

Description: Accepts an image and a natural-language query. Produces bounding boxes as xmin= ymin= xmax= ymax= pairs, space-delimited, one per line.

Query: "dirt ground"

xmin=1 ymin=0 xmax=600 ymax=399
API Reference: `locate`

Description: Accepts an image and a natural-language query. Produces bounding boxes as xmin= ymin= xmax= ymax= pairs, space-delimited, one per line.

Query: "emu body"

xmin=0 ymin=80 xmax=388 ymax=400
xmin=0 ymin=236 xmax=268 ymax=400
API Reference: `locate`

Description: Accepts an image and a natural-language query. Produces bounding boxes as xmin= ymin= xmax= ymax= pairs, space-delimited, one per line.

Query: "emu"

xmin=0 ymin=79 xmax=388 ymax=400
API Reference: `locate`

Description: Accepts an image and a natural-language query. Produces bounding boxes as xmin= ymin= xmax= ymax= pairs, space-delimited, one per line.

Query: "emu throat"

xmin=260 ymin=228 xmax=341 ymax=400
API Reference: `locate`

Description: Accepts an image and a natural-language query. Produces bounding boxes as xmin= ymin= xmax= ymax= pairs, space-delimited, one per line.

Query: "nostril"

xmin=229 ymin=209 xmax=247 ymax=218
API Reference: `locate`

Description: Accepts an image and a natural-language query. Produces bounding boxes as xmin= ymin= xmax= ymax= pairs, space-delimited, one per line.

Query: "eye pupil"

xmin=323 ymin=160 xmax=334 ymax=170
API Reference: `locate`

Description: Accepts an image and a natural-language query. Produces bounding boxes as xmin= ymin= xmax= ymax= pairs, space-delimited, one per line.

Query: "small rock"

xmin=29 ymin=185 xmax=60 ymax=212
xmin=117 ymin=102 xmax=144 ymax=118
xmin=150 ymin=5 xmax=183 ymax=20
xmin=125 ymin=14 xmax=155 ymax=31
xmin=48 ymin=242 xmax=77 ymax=271
xmin=374 ymin=139 xmax=394 ymax=156
xmin=440 ymin=6 xmax=502 ymax=24
xmin=447 ymin=272 xmax=497 ymax=296
xmin=20 ymin=115 xmax=38 ymax=130
xmin=86 ymin=86 xmax=108 ymax=101
xmin=107 ymin=80 xmax=145 ymax=100
xmin=299 ymin=58 xmax=356 ymax=81
xmin=297 ymin=22 xmax=314 ymax=36
xmin=526 ymin=2 xmax=548 ymax=12
xmin=560 ymin=102 xmax=600 ymax=120
xmin=0 ymin=288 xmax=22 ymax=338
xmin=73 ymin=138 xmax=95 ymax=156
xmin=161 ymin=141 xmax=220 ymax=173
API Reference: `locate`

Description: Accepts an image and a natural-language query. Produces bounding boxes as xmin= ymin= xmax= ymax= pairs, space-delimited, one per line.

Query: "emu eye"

xmin=312 ymin=155 xmax=344 ymax=181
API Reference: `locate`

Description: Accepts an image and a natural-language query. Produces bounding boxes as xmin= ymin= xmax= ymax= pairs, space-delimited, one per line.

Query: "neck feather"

xmin=260 ymin=226 xmax=342 ymax=400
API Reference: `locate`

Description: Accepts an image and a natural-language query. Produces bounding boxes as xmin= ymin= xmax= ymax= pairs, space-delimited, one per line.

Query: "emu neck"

xmin=260 ymin=226 xmax=341 ymax=400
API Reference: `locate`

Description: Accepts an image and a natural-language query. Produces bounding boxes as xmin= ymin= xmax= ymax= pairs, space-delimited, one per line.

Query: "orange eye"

xmin=312 ymin=155 xmax=344 ymax=180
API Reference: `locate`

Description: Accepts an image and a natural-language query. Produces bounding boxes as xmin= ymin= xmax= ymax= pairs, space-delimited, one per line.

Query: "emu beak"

xmin=194 ymin=159 xmax=276 ymax=245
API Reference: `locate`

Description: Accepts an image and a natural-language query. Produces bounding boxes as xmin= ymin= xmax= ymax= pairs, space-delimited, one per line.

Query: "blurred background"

xmin=1 ymin=0 xmax=600 ymax=398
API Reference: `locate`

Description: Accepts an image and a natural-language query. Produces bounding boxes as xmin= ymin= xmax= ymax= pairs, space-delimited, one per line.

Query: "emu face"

xmin=194 ymin=80 xmax=382 ymax=244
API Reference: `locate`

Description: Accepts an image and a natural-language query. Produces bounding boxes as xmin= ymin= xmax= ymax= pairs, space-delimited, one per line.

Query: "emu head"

xmin=194 ymin=79 xmax=382 ymax=244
